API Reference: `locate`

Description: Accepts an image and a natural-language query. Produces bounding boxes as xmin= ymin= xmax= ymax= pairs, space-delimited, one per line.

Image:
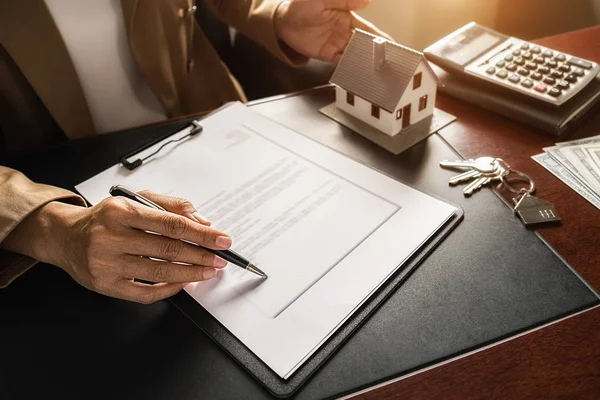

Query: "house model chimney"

xmin=373 ymin=37 xmax=386 ymax=70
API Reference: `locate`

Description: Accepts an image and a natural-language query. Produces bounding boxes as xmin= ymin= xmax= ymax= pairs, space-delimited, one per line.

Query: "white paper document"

xmin=76 ymin=102 xmax=458 ymax=379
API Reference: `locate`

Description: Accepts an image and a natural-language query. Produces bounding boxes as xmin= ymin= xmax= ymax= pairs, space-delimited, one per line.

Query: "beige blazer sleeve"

xmin=0 ymin=166 xmax=86 ymax=287
xmin=205 ymin=0 xmax=309 ymax=66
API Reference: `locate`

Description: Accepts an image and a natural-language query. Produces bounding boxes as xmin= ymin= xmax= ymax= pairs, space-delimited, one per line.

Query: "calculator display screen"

xmin=436 ymin=27 xmax=505 ymax=66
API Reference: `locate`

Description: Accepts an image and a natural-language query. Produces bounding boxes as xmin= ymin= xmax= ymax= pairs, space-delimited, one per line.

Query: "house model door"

xmin=402 ymin=104 xmax=411 ymax=129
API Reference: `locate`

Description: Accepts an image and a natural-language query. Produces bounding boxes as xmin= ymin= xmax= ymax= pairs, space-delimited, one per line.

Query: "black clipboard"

xmin=115 ymin=102 xmax=464 ymax=397
xmin=169 ymin=208 xmax=462 ymax=397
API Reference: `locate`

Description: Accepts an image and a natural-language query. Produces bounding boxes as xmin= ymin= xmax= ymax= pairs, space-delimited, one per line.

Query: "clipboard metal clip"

xmin=120 ymin=120 xmax=203 ymax=171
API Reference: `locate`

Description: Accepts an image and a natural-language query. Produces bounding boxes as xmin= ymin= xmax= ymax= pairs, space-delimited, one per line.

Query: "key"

xmin=463 ymin=165 xmax=506 ymax=196
xmin=440 ymin=157 xmax=498 ymax=173
xmin=463 ymin=176 xmax=491 ymax=195
xmin=448 ymin=169 xmax=481 ymax=185
xmin=513 ymin=194 xmax=561 ymax=227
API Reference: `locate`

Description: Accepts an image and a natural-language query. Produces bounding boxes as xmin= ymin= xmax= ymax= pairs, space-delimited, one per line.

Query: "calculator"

xmin=424 ymin=22 xmax=600 ymax=106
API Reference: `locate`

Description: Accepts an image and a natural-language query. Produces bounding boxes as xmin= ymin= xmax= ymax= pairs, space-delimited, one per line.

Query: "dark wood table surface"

xmin=4 ymin=26 xmax=595 ymax=400
xmin=349 ymin=26 xmax=600 ymax=400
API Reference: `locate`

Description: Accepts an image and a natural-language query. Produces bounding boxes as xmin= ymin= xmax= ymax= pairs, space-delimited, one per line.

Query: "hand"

xmin=274 ymin=0 xmax=392 ymax=63
xmin=3 ymin=192 xmax=231 ymax=304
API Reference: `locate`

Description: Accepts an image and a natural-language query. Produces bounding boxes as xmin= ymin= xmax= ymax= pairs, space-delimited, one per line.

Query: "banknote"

xmin=556 ymin=133 xmax=600 ymax=147
xmin=583 ymin=145 xmax=600 ymax=171
xmin=544 ymin=145 xmax=579 ymax=171
xmin=561 ymin=146 xmax=600 ymax=196
xmin=532 ymin=153 xmax=600 ymax=210
xmin=543 ymin=145 xmax=597 ymax=195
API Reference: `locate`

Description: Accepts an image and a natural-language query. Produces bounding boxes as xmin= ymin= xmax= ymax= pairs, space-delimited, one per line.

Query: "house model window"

xmin=419 ymin=95 xmax=428 ymax=111
xmin=329 ymin=29 xmax=442 ymax=138
xmin=413 ymin=72 xmax=422 ymax=90
xmin=347 ymin=92 xmax=355 ymax=106
xmin=371 ymin=104 xmax=380 ymax=119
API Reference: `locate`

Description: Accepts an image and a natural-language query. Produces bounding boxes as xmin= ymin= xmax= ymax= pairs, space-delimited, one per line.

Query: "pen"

xmin=109 ymin=185 xmax=267 ymax=279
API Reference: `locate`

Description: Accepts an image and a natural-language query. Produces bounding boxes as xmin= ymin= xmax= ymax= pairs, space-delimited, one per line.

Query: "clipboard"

xmin=114 ymin=103 xmax=463 ymax=397
xmin=169 ymin=207 xmax=462 ymax=397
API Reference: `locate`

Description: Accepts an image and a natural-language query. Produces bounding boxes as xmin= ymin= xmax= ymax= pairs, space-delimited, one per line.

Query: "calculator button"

xmin=531 ymin=46 xmax=542 ymax=54
xmin=521 ymin=43 xmax=530 ymax=50
xmin=504 ymin=55 xmax=514 ymax=62
xmin=557 ymin=80 xmax=570 ymax=90
xmin=526 ymin=62 xmax=537 ymax=70
xmin=514 ymin=57 xmax=525 ymax=66
xmin=521 ymin=79 xmax=534 ymax=88
xmin=550 ymin=70 xmax=564 ymax=79
xmin=531 ymin=72 xmax=543 ymax=81
xmin=518 ymin=68 xmax=530 ymax=76
xmin=572 ymin=67 xmax=585 ymax=77
xmin=485 ymin=66 xmax=496 ymax=74
xmin=548 ymin=88 xmax=561 ymax=97
xmin=554 ymin=54 xmax=566 ymax=62
xmin=538 ymin=66 xmax=550 ymax=74
xmin=548 ymin=88 xmax=562 ymax=97
xmin=506 ymin=63 xmax=518 ymax=72
xmin=522 ymin=52 xmax=533 ymax=60
xmin=534 ymin=56 xmax=545 ymax=64
xmin=496 ymin=70 xmax=508 ymax=79
xmin=567 ymin=57 xmax=593 ymax=69
xmin=558 ymin=64 xmax=571 ymax=73
xmin=508 ymin=74 xmax=521 ymax=84
xmin=496 ymin=60 xmax=506 ymax=68
xmin=564 ymin=74 xmax=578 ymax=83
xmin=543 ymin=77 xmax=556 ymax=85
xmin=546 ymin=60 xmax=558 ymax=68
xmin=512 ymin=49 xmax=521 ymax=56
xmin=543 ymin=50 xmax=554 ymax=58
xmin=534 ymin=82 xmax=548 ymax=93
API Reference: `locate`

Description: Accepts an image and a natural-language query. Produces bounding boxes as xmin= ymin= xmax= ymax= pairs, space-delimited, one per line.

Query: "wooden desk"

xmin=1 ymin=27 xmax=596 ymax=400
xmin=352 ymin=26 xmax=600 ymax=400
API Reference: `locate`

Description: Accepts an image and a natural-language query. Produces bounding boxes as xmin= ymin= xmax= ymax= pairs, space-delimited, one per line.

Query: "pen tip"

xmin=247 ymin=263 xmax=268 ymax=279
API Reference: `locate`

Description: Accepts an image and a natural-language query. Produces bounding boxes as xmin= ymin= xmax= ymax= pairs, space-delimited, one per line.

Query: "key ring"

xmin=499 ymin=166 xmax=536 ymax=195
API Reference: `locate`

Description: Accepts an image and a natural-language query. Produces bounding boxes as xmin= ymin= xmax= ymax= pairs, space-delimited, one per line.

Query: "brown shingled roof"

xmin=330 ymin=29 xmax=442 ymax=112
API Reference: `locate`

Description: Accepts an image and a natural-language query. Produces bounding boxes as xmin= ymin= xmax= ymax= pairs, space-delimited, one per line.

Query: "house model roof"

xmin=330 ymin=29 xmax=442 ymax=113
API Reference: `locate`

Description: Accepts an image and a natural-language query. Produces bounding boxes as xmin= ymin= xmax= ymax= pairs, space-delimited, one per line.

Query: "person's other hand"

xmin=3 ymin=191 xmax=230 ymax=304
xmin=274 ymin=0 xmax=392 ymax=63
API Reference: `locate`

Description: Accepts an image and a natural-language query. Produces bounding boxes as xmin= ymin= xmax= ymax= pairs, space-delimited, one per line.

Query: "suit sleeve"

xmin=204 ymin=0 xmax=309 ymax=66
xmin=0 ymin=166 xmax=86 ymax=287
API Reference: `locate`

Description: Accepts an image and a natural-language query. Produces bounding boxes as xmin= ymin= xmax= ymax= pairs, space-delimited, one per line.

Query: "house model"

xmin=330 ymin=29 xmax=442 ymax=137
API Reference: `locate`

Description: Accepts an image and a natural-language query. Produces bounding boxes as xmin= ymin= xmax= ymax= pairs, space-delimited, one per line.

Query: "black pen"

xmin=109 ymin=185 xmax=267 ymax=279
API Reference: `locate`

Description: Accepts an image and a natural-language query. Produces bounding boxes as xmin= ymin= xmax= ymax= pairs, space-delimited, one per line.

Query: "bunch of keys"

xmin=440 ymin=156 xmax=507 ymax=196
xmin=440 ymin=157 xmax=562 ymax=227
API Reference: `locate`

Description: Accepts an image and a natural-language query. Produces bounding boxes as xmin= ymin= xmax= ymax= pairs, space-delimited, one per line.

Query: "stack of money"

xmin=532 ymin=134 xmax=600 ymax=210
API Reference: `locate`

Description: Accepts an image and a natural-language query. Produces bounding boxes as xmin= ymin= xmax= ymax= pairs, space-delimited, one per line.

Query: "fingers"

xmin=121 ymin=230 xmax=228 ymax=268
xmin=324 ymin=0 xmax=371 ymax=11
xmin=113 ymin=280 xmax=188 ymax=304
xmin=351 ymin=13 xmax=394 ymax=41
xmin=123 ymin=202 xmax=232 ymax=250
xmin=319 ymin=28 xmax=352 ymax=62
xmin=138 ymin=190 xmax=211 ymax=226
xmin=121 ymin=255 xmax=220 ymax=284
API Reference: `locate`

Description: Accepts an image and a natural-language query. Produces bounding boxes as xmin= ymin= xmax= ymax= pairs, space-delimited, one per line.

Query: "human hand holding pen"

xmin=3 ymin=191 xmax=231 ymax=304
